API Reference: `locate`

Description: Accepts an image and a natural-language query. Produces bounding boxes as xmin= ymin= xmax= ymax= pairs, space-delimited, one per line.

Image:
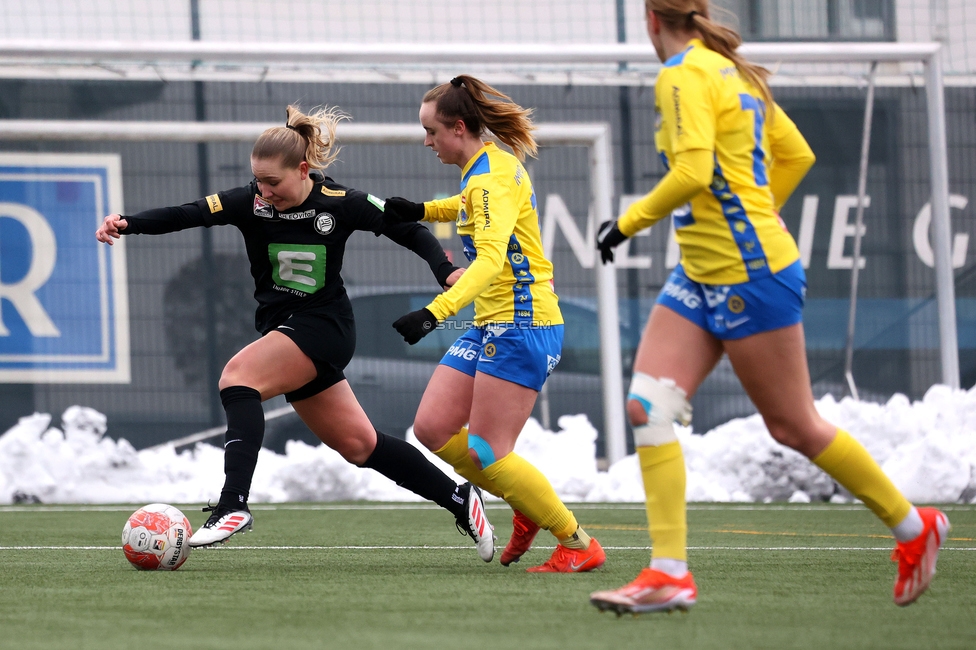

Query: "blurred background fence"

xmin=0 ymin=1 xmax=974 ymax=459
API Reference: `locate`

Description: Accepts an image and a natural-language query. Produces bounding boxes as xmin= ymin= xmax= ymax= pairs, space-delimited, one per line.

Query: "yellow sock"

xmin=638 ymin=442 xmax=687 ymax=561
xmin=812 ymin=428 xmax=912 ymax=528
xmin=559 ymin=527 xmax=592 ymax=550
xmin=431 ymin=428 xmax=502 ymax=498
xmin=480 ymin=452 xmax=578 ymax=539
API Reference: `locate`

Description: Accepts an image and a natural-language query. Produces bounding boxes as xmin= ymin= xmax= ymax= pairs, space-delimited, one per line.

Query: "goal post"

xmin=0 ymin=39 xmax=957 ymax=463
xmin=0 ymin=118 xmax=630 ymax=464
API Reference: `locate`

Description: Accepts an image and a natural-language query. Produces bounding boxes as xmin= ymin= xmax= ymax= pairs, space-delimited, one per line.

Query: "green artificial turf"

xmin=1 ymin=503 xmax=973 ymax=649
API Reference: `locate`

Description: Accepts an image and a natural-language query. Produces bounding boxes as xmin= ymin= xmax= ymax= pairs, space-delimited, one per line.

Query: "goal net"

xmin=0 ymin=1 xmax=972 ymax=463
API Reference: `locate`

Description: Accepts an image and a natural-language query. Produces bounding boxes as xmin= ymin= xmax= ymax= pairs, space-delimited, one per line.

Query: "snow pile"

xmin=0 ymin=408 xmax=414 ymax=505
xmin=1 ymin=385 xmax=975 ymax=505
xmin=662 ymin=385 xmax=974 ymax=505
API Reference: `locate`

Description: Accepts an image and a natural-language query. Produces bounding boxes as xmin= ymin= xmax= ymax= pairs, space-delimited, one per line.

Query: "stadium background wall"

xmin=0 ymin=79 xmax=973 ymax=456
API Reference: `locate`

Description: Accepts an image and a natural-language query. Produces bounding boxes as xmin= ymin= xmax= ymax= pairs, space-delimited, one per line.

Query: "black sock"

xmin=362 ymin=431 xmax=466 ymax=519
xmin=218 ymin=385 xmax=264 ymax=510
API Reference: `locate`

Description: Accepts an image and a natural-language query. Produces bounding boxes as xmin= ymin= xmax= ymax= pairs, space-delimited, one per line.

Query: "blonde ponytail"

xmin=252 ymin=104 xmax=348 ymax=170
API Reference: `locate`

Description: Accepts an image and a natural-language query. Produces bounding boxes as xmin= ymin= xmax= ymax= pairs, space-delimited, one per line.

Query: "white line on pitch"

xmin=2 ymin=503 xmax=974 ymax=513
xmin=0 ymin=504 xmax=518 ymax=513
xmin=4 ymin=545 xmax=976 ymax=552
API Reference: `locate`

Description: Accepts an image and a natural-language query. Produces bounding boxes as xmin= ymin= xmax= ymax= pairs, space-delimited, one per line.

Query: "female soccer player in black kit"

xmin=95 ymin=105 xmax=494 ymax=560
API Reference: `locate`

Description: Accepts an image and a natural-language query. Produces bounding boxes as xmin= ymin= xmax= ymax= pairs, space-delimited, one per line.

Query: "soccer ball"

xmin=121 ymin=503 xmax=192 ymax=571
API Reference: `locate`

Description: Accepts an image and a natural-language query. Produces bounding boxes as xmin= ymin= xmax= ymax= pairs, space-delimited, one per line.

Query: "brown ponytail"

xmin=423 ymin=75 xmax=538 ymax=161
xmin=251 ymin=104 xmax=347 ymax=170
xmin=647 ymin=0 xmax=774 ymax=114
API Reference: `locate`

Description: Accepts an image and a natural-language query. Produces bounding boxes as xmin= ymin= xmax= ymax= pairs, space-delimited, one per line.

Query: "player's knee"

xmin=628 ymin=373 xmax=692 ymax=447
xmin=627 ymin=398 xmax=649 ymax=426
xmin=767 ymin=427 xmax=805 ymax=454
xmin=413 ymin=405 xmax=465 ymax=451
xmin=218 ymin=357 xmax=246 ymax=390
xmin=333 ymin=431 xmax=374 ymax=465
xmin=218 ymin=369 xmax=233 ymax=390
xmin=761 ymin=411 xmax=805 ymax=448
xmin=412 ymin=426 xmax=437 ymax=451
xmin=763 ymin=417 xmax=827 ymax=458
xmin=411 ymin=417 xmax=443 ymax=451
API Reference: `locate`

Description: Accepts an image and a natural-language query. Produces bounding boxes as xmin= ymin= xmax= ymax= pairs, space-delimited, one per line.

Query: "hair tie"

xmin=285 ymin=124 xmax=298 ymax=131
xmin=450 ymin=77 xmax=463 ymax=88
xmin=688 ymin=10 xmax=699 ymax=21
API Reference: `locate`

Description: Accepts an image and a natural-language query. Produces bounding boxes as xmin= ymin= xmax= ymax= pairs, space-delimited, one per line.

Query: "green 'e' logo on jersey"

xmin=268 ymin=243 xmax=326 ymax=293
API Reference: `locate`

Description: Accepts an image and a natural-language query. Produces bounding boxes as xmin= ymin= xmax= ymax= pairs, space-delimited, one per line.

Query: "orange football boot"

xmin=892 ymin=507 xmax=950 ymax=606
xmin=527 ymin=537 xmax=605 ymax=573
xmin=500 ymin=509 xmax=541 ymax=567
xmin=590 ymin=568 xmax=697 ymax=615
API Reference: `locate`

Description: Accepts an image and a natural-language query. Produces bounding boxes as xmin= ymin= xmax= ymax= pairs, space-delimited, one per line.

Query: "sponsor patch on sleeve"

xmin=321 ymin=187 xmax=346 ymax=197
xmin=367 ymin=194 xmax=385 ymax=211
xmin=205 ymin=194 xmax=223 ymax=213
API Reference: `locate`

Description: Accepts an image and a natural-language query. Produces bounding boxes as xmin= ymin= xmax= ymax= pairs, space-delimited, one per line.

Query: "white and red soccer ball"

xmin=121 ymin=504 xmax=192 ymax=571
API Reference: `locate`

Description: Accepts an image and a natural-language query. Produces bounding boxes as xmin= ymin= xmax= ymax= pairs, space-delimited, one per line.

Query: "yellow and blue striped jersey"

xmin=620 ymin=38 xmax=804 ymax=285
xmin=423 ymin=142 xmax=563 ymax=326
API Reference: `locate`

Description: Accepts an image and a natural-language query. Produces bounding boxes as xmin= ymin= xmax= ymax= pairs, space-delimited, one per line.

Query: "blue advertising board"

xmin=0 ymin=153 xmax=129 ymax=382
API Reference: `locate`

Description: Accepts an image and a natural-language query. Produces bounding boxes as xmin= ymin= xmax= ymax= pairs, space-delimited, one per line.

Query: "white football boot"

xmin=188 ymin=504 xmax=253 ymax=548
xmin=457 ymin=483 xmax=495 ymax=562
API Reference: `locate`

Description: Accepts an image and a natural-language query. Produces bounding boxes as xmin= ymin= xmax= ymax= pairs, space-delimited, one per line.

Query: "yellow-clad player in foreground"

xmin=383 ymin=75 xmax=605 ymax=572
xmin=591 ymin=0 xmax=949 ymax=614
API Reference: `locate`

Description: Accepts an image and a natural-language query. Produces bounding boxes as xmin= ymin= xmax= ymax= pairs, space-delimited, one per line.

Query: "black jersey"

xmin=122 ymin=173 xmax=455 ymax=334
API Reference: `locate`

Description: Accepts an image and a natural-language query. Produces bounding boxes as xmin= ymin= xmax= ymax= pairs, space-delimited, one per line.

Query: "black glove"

xmin=393 ymin=308 xmax=438 ymax=345
xmin=596 ymin=220 xmax=629 ymax=264
xmin=383 ymin=197 xmax=425 ymax=226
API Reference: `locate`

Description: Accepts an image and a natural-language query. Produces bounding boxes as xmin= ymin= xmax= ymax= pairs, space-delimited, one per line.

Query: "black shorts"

xmin=271 ymin=307 xmax=356 ymax=402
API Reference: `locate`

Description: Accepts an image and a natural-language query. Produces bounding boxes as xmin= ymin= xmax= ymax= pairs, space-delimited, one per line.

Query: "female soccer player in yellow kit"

xmin=590 ymin=0 xmax=949 ymax=614
xmin=383 ymin=75 xmax=605 ymax=572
